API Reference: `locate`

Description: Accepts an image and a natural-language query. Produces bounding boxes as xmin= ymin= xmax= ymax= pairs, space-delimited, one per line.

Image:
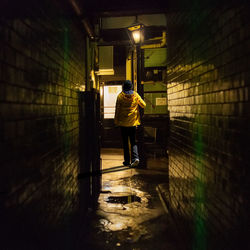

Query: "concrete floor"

xmin=77 ymin=148 xmax=182 ymax=250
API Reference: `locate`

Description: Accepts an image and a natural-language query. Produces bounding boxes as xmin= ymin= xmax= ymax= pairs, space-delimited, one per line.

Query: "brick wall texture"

xmin=0 ymin=0 xmax=85 ymax=247
xmin=166 ymin=2 xmax=250 ymax=249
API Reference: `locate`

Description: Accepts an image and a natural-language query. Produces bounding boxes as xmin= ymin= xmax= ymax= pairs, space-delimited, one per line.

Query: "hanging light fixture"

xmin=127 ymin=22 xmax=144 ymax=45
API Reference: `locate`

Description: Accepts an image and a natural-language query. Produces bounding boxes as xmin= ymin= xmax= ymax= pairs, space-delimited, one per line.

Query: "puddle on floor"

xmin=96 ymin=184 xmax=164 ymax=243
xmin=106 ymin=193 xmax=141 ymax=204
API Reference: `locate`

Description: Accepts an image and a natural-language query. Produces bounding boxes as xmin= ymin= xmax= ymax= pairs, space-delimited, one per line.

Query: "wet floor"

xmin=77 ymin=148 xmax=182 ymax=250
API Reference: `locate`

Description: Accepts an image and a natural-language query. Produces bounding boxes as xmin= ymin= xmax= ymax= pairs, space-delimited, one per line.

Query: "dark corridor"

xmin=0 ymin=0 xmax=250 ymax=249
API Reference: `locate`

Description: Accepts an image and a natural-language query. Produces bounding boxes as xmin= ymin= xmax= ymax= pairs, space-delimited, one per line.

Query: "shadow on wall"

xmin=1 ymin=113 xmax=81 ymax=249
xmin=166 ymin=176 xmax=249 ymax=250
xmin=0 ymin=0 xmax=85 ymax=248
xmin=167 ymin=115 xmax=250 ymax=249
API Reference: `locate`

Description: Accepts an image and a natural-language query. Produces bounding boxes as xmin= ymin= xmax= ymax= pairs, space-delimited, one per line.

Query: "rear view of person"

xmin=114 ymin=80 xmax=146 ymax=167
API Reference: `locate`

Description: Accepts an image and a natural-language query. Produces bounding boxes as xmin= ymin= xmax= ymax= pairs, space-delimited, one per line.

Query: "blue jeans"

xmin=120 ymin=126 xmax=139 ymax=164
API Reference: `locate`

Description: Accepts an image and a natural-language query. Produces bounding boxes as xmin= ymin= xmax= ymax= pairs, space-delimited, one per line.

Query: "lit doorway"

xmin=101 ymin=83 xmax=123 ymax=148
xmin=104 ymin=85 xmax=122 ymax=119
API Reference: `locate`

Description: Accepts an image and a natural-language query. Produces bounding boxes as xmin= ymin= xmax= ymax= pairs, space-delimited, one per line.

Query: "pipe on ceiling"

xmin=68 ymin=0 xmax=95 ymax=39
xmin=141 ymin=31 xmax=166 ymax=49
xmin=81 ymin=18 xmax=94 ymax=39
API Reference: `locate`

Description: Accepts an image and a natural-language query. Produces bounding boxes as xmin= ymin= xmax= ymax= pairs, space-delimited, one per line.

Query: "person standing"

xmin=114 ymin=80 xmax=146 ymax=167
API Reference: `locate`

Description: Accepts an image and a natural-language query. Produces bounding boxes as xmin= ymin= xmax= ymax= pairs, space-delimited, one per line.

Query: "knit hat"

xmin=123 ymin=80 xmax=133 ymax=94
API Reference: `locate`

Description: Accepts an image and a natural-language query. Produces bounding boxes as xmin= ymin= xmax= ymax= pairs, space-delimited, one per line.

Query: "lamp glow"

xmin=132 ymin=31 xmax=141 ymax=44
xmin=127 ymin=22 xmax=144 ymax=45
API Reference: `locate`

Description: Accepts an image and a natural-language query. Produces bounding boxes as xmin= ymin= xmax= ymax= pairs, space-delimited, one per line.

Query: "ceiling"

xmin=80 ymin=0 xmax=170 ymax=17
xmin=78 ymin=0 xmax=231 ymax=18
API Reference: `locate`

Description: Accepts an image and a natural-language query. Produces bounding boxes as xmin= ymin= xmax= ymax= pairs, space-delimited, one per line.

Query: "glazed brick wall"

xmin=166 ymin=2 xmax=250 ymax=249
xmin=0 ymin=0 xmax=85 ymax=245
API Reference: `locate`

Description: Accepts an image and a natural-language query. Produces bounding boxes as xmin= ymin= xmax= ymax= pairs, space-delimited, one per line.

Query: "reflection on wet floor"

xmin=106 ymin=194 xmax=141 ymax=204
xmin=78 ymin=148 xmax=179 ymax=250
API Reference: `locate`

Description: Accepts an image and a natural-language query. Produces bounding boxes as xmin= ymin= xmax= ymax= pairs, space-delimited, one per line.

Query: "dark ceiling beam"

xmin=98 ymin=37 xmax=164 ymax=47
xmin=98 ymin=40 xmax=131 ymax=46
xmin=93 ymin=8 xmax=168 ymax=18
xmin=99 ymin=26 xmax=165 ymax=44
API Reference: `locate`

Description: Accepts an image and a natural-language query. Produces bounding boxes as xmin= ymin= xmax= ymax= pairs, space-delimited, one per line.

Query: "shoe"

xmin=130 ymin=159 xmax=139 ymax=168
xmin=123 ymin=161 xmax=130 ymax=166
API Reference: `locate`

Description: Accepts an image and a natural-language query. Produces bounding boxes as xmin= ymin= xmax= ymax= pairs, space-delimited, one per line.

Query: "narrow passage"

xmin=77 ymin=148 xmax=182 ymax=250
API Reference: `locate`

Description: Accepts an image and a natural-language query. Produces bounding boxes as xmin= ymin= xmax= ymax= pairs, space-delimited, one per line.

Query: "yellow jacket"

xmin=114 ymin=91 xmax=146 ymax=127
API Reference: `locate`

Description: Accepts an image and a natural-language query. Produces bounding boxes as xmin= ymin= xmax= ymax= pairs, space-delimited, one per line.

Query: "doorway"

xmin=101 ymin=83 xmax=123 ymax=148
